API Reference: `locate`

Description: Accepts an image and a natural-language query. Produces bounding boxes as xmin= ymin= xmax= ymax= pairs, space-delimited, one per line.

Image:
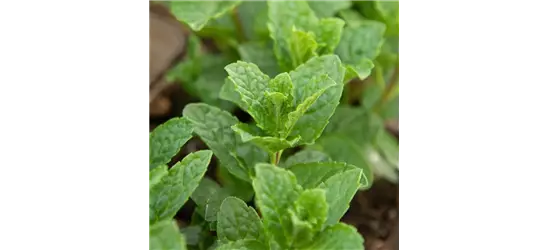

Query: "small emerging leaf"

xmin=252 ymin=163 xmax=301 ymax=249
xmin=232 ymin=123 xmax=300 ymax=153
xmin=288 ymin=189 xmax=328 ymax=247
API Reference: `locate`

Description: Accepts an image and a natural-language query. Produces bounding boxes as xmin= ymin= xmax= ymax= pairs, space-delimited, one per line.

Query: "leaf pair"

xmin=215 ymin=163 xmax=364 ymax=249
xmin=267 ymin=1 xmax=345 ymax=71
xmin=149 ymin=117 xmax=214 ymax=250
xmin=219 ymin=55 xmax=345 ymax=155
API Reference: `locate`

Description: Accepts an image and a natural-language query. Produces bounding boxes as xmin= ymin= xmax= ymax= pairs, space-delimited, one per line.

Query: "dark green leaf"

xmin=297 ymin=223 xmax=363 ymax=250
xmin=318 ymin=169 xmax=362 ymax=227
xmin=282 ymin=149 xmax=331 ymax=168
xmin=217 ymin=197 xmax=265 ymax=243
xmin=288 ymin=161 xmax=369 ymax=189
xmin=150 ymin=220 xmax=187 ymax=250
xmin=149 ymin=117 xmax=194 ymax=170
xmin=170 ymin=1 xmax=242 ymax=31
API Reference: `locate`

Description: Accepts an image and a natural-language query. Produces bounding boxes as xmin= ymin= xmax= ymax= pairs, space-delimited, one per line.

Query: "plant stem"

xmin=373 ymin=65 xmax=399 ymax=113
xmin=270 ymin=150 xmax=284 ymax=165
xmin=231 ymin=8 xmax=246 ymax=42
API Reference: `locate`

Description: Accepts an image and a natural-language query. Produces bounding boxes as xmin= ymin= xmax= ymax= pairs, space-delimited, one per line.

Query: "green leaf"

xmin=288 ymin=162 xmax=369 ymax=189
xmin=150 ymin=220 xmax=187 ymax=250
xmin=365 ymin=144 xmax=398 ymax=183
xmin=220 ymin=78 xmax=246 ymax=111
xmin=267 ymin=0 xmax=318 ymax=71
xmin=204 ymin=189 xmax=231 ymax=222
xmin=318 ymin=169 xmax=362 ymax=227
xmin=180 ymin=225 xmax=201 ymax=246
xmin=281 ymin=149 xmax=331 ymax=168
xmin=315 ymin=18 xmax=345 ymax=54
xmin=183 ymin=103 xmax=267 ymax=182
xmin=232 ymin=123 xmax=300 ymax=153
xmin=190 ymin=177 xmax=230 ymax=222
xmin=323 ymin=105 xmax=384 ymax=146
xmin=338 ymin=9 xmax=366 ymax=27
xmin=287 ymin=55 xmax=345 ymax=144
xmin=289 ymin=189 xmax=328 ymax=247
xmin=336 ymin=21 xmax=386 ymax=80
xmin=252 ymin=163 xmax=302 ymax=249
xmin=149 ymin=117 xmax=194 ymax=170
xmin=216 ymin=239 xmax=266 ymax=250
xmin=150 ymin=165 xmax=168 ymax=189
xmin=150 ymin=150 xmax=213 ymax=224
xmin=297 ymin=223 xmax=363 ymax=250
xmin=308 ymin=0 xmax=352 ymax=18
xmin=289 ymin=29 xmax=318 ymax=68
xmin=238 ymin=42 xmax=280 ymax=77
xmin=238 ymin=1 xmax=270 ymax=40
xmin=170 ymin=1 xmax=242 ymax=31
xmin=224 ymin=61 xmax=273 ymax=130
xmin=310 ymin=135 xmax=374 ymax=189
xmin=217 ymin=197 xmax=265 ymax=243
xmin=217 ymin=165 xmax=255 ymax=202
xmin=376 ymin=129 xmax=399 ymax=168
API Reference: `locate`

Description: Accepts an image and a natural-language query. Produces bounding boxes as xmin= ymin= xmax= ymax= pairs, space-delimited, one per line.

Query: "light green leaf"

xmin=183 ymin=103 xmax=267 ymax=182
xmin=297 ymin=223 xmax=363 ymax=250
xmin=284 ymin=74 xmax=336 ymax=138
xmin=336 ymin=20 xmax=386 ymax=80
xmin=232 ymin=123 xmax=300 ymax=153
xmin=217 ymin=197 xmax=265 ymax=243
xmin=267 ymin=0 xmax=318 ymax=71
xmin=149 ymin=117 xmax=194 ymax=170
xmin=282 ymin=149 xmax=331 ymax=168
xmin=289 ymin=29 xmax=318 ymax=68
xmin=310 ymin=135 xmax=374 ymax=189
xmin=253 ymin=163 xmax=302 ymax=249
xmin=315 ymin=18 xmax=345 ymax=54
xmin=150 ymin=150 xmax=213 ymax=224
xmin=170 ymin=1 xmax=242 ymax=31
xmin=288 ymin=162 xmax=369 ymax=189
xmin=150 ymin=165 xmax=168 ymax=189
xmin=318 ymin=169 xmax=362 ymax=227
xmin=150 ymin=220 xmax=187 ymax=250
xmin=216 ymin=239 xmax=266 ymax=250
xmin=308 ymin=0 xmax=352 ymax=18
xmin=288 ymin=55 xmax=345 ymax=144
xmin=338 ymin=9 xmax=365 ymax=27
xmin=289 ymin=189 xmax=328 ymax=246
xmin=224 ymin=61 xmax=273 ymax=130
xmin=220 ymin=78 xmax=246 ymax=110
xmin=238 ymin=42 xmax=280 ymax=77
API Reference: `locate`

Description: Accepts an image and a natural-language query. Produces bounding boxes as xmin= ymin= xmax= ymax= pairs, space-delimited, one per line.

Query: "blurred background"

xmin=150 ymin=1 xmax=398 ymax=249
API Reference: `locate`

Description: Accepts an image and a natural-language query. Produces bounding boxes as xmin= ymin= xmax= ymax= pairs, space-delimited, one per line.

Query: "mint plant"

xmin=151 ymin=1 xmax=399 ymax=249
